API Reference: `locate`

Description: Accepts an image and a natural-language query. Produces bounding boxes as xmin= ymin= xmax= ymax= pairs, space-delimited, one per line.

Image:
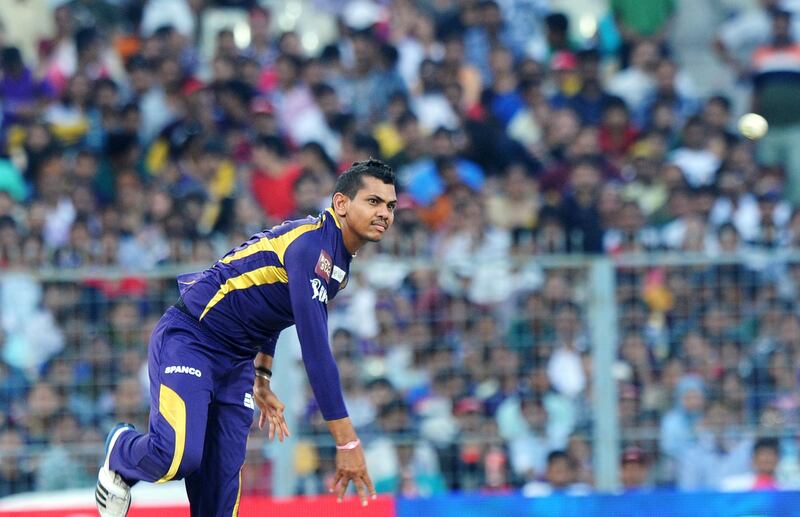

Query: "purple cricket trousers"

xmin=109 ymin=307 xmax=256 ymax=516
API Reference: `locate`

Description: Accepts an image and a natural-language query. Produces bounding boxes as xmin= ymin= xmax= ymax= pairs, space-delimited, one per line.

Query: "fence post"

xmin=269 ymin=327 xmax=303 ymax=496
xmin=588 ymin=257 xmax=620 ymax=492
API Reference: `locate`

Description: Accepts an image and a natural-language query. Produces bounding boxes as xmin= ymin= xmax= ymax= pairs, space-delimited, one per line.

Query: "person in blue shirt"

xmin=96 ymin=159 xmax=397 ymax=516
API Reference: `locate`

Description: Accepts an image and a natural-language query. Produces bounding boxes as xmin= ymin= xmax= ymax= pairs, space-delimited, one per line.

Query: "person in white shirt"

xmin=721 ymin=437 xmax=783 ymax=491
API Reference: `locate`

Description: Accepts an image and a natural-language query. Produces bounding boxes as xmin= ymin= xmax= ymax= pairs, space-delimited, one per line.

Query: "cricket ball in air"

xmin=738 ymin=113 xmax=768 ymax=140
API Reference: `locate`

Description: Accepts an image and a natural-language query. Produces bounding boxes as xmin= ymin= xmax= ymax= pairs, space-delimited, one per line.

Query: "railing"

xmin=1 ymin=250 xmax=798 ymax=498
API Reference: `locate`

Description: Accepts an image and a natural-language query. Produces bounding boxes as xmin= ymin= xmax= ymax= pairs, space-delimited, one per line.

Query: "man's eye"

xmin=368 ymin=199 xmax=377 ymax=205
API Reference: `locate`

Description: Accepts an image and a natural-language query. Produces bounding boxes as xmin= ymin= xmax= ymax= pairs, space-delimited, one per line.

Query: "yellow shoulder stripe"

xmin=325 ymin=207 xmax=342 ymax=229
xmin=220 ymin=220 xmax=323 ymax=265
xmin=199 ymin=266 xmax=288 ymax=320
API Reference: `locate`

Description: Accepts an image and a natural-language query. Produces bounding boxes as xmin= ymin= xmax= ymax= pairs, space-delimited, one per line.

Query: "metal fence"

xmin=1 ymin=250 xmax=799 ymax=499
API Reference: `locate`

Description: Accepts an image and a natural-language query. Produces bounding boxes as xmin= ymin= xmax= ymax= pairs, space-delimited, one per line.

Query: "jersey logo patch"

xmin=164 ymin=365 xmax=202 ymax=378
xmin=315 ymin=250 xmax=333 ymax=282
xmin=310 ymin=278 xmax=329 ymax=303
xmin=332 ymin=265 xmax=346 ymax=283
xmin=244 ymin=393 xmax=254 ymax=410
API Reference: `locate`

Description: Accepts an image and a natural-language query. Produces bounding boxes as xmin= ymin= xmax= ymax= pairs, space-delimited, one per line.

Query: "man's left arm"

xmin=283 ymin=236 xmax=376 ymax=505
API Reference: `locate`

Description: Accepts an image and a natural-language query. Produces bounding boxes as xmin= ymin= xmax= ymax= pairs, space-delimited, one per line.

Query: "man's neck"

xmin=341 ymin=224 xmax=364 ymax=255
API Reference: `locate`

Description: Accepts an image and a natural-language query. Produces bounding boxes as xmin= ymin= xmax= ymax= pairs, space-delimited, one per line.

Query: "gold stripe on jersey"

xmin=155 ymin=385 xmax=186 ymax=483
xmin=199 ymin=265 xmax=288 ymax=320
xmin=219 ymin=220 xmax=323 ymax=265
xmin=325 ymin=207 xmax=342 ymax=229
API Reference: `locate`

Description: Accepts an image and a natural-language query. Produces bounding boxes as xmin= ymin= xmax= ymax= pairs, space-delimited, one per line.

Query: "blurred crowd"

xmin=2 ymin=0 xmax=800 ymax=500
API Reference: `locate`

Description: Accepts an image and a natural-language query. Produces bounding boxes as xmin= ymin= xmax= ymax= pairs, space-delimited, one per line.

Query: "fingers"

xmin=363 ymin=472 xmax=377 ymax=501
xmin=273 ymin=408 xmax=290 ymax=442
xmin=332 ymin=472 xmax=346 ymax=502
xmin=280 ymin=419 xmax=291 ymax=440
xmin=268 ymin=417 xmax=276 ymax=441
xmin=353 ymin=476 xmax=368 ymax=506
xmin=331 ymin=473 xmax=375 ymax=506
xmin=272 ymin=414 xmax=282 ymax=442
xmin=259 ymin=410 xmax=266 ymax=430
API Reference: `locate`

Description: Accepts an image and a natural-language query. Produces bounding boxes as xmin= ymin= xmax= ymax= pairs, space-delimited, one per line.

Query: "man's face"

xmin=342 ymin=176 xmax=397 ymax=243
xmin=547 ymin=457 xmax=573 ymax=488
xmin=754 ymin=447 xmax=779 ymax=476
xmin=621 ymin=461 xmax=648 ymax=488
xmin=773 ymin=15 xmax=791 ymax=42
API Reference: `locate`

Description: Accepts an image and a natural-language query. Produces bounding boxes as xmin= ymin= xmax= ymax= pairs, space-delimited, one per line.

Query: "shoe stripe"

xmin=95 ymin=487 xmax=106 ymax=501
xmin=95 ymin=493 xmax=106 ymax=508
xmin=97 ymin=482 xmax=108 ymax=495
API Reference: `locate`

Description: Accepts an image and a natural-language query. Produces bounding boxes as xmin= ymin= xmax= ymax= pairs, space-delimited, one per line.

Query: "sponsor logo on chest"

xmin=315 ymin=250 xmax=333 ymax=282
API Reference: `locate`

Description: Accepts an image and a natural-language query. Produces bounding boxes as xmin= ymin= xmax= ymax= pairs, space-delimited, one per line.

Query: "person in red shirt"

xmin=599 ymin=96 xmax=639 ymax=166
xmin=250 ymin=135 xmax=302 ymax=223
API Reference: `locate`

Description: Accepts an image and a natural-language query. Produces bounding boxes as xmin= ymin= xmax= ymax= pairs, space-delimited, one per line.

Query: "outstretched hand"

xmin=331 ymin=445 xmax=376 ymax=506
xmin=253 ymin=378 xmax=290 ymax=442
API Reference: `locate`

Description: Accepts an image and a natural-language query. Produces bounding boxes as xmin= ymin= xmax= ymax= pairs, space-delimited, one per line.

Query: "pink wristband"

xmin=336 ymin=439 xmax=360 ymax=450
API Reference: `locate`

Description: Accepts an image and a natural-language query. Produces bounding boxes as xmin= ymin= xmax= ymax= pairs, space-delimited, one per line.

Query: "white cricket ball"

xmin=738 ymin=113 xmax=769 ymax=140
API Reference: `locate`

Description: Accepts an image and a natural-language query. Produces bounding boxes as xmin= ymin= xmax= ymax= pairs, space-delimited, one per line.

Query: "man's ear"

xmin=332 ymin=192 xmax=349 ymax=217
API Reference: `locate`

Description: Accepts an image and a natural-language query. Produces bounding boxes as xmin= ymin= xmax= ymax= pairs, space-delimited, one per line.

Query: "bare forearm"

xmin=327 ymin=417 xmax=358 ymax=445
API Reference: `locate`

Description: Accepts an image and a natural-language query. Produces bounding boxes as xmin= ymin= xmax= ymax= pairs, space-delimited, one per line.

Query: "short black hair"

xmin=320 ymin=44 xmax=340 ymax=63
xmin=547 ymin=450 xmax=571 ymax=466
xmin=353 ymin=133 xmax=380 ymax=157
xmin=545 ymin=13 xmax=569 ymax=33
xmin=603 ymin=95 xmax=629 ymax=113
xmin=75 ymin=27 xmax=99 ymax=55
xmin=311 ymin=82 xmax=336 ymax=100
xmin=754 ymin=437 xmax=780 ymax=456
xmin=707 ymin=95 xmax=731 ymax=112
xmin=253 ymin=135 xmax=287 ymax=157
xmin=333 ymin=159 xmax=395 ymax=200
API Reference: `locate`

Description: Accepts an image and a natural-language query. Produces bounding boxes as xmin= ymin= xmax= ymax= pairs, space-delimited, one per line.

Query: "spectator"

xmin=0 ymin=428 xmax=34 ymax=497
xmin=639 ymin=59 xmax=699 ymax=131
xmin=721 ymin=437 xmax=783 ymax=491
xmin=751 ymin=9 xmax=800 ymax=206
xmin=249 ymin=135 xmax=303 ymax=223
xmin=620 ymin=446 xmax=652 ymax=492
xmin=660 ymin=374 xmax=705 ymax=461
xmin=678 ymin=401 xmax=753 ymax=490
xmin=611 ymin=0 xmax=675 ymax=67
xmin=35 ymin=414 xmax=91 ymax=490
xmin=2 ymin=1 xmax=800 ymax=500
xmin=522 ymin=450 xmax=591 ymax=496
xmin=669 ymin=116 xmax=721 ymax=188
xmin=0 ymin=46 xmax=52 ymax=128
xmin=547 ymin=302 xmax=588 ymax=398
xmin=559 ymin=159 xmax=605 ymax=253
xmin=608 ymin=40 xmax=662 ymax=114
